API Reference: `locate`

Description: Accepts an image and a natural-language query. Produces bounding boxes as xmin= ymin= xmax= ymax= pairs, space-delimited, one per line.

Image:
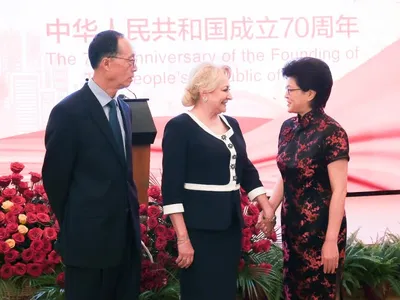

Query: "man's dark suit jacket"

xmin=42 ymin=83 xmax=141 ymax=269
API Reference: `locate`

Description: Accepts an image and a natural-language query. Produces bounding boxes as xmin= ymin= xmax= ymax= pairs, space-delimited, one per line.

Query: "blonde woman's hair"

xmin=182 ymin=63 xmax=231 ymax=107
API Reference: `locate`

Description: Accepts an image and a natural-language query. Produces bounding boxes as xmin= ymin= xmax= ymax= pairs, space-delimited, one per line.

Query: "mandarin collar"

xmin=296 ymin=107 xmax=324 ymax=128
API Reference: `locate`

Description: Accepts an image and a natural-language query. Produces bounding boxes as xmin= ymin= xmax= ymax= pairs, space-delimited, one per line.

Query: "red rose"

xmin=165 ymin=228 xmax=175 ymax=241
xmin=36 ymin=204 xmax=50 ymax=214
xmin=42 ymin=239 xmax=53 ymax=253
xmin=240 ymin=195 xmax=250 ymax=205
xmin=2 ymin=188 xmax=17 ymax=199
xmin=42 ymin=193 xmax=48 ymax=201
xmin=18 ymin=182 xmax=29 ymax=192
xmin=268 ymin=231 xmax=277 ymax=242
xmin=31 ymin=239 xmax=44 ymax=252
xmin=56 ymin=272 xmax=65 ymax=288
xmin=241 ymin=237 xmax=252 ymax=252
xmin=25 ymin=203 xmax=36 ymax=213
xmin=0 ymin=175 xmax=12 ymax=188
xmin=21 ymin=248 xmax=34 ymax=262
xmin=141 ymin=235 xmax=149 ymax=246
xmin=37 ymin=213 xmax=50 ymax=223
xmin=141 ymin=259 xmax=151 ymax=269
xmin=140 ymin=224 xmax=147 ymax=236
xmin=4 ymin=249 xmax=19 ymax=263
xmin=26 ymin=212 xmax=38 ymax=224
xmin=247 ymin=204 xmax=259 ymax=216
xmin=34 ymin=184 xmax=45 ymax=196
xmin=11 ymin=173 xmax=24 ymax=184
xmin=11 ymin=196 xmax=25 ymax=205
xmin=43 ymin=227 xmax=57 ymax=241
xmin=13 ymin=263 xmax=27 ymax=276
xmin=147 ymin=185 xmax=161 ymax=199
xmin=9 ymin=204 xmax=24 ymax=216
xmin=42 ymin=263 xmax=55 ymax=274
xmin=253 ymin=239 xmax=271 ymax=253
xmin=155 ymin=237 xmax=168 ymax=251
xmin=153 ymin=273 xmax=168 ymax=289
xmin=0 ymin=264 xmax=14 ymax=279
xmin=147 ymin=217 xmax=158 ymax=230
xmin=0 ymin=212 xmax=5 ymax=224
xmin=12 ymin=233 xmax=25 ymax=244
xmin=0 ymin=241 xmax=10 ymax=253
xmin=26 ymin=263 xmax=42 ymax=277
xmin=29 ymin=172 xmax=42 ymax=183
xmin=251 ymin=225 xmax=258 ymax=235
xmin=243 ymin=215 xmax=254 ymax=227
xmin=147 ymin=205 xmax=161 ymax=218
xmin=48 ymin=250 xmax=61 ymax=264
xmin=0 ymin=228 xmax=7 ymax=240
xmin=33 ymin=251 xmax=46 ymax=263
xmin=238 ymin=258 xmax=245 ymax=271
xmin=139 ymin=204 xmax=147 ymax=216
xmin=10 ymin=162 xmax=25 ymax=174
xmin=5 ymin=213 xmax=17 ymax=224
xmin=27 ymin=227 xmax=43 ymax=241
xmin=23 ymin=189 xmax=35 ymax=200
xmin=6 ymin=222 xmax=18 ymax=235
xmin=154 ymin=224 xmax=167 ymax=236
xmin=252 ymin=214 xmax=259 ymax=226
xmin=156 ymin=251 xmax=171 ymax=266
xmin=259 ymin=262 xmax=272 ymax=274
xmin=54 ymin=220 xmax=60 ymax=232
xmin=242 ymin=228 xmax=252 ymax=238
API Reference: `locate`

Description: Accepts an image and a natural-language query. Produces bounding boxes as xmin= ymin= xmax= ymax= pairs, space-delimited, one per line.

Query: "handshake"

xmin=255 ymin=208 xmax=277 ymax=236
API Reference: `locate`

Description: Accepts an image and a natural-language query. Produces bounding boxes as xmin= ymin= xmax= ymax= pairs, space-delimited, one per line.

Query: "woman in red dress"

xmin=269 ymin=57 xmax=349 ymax=299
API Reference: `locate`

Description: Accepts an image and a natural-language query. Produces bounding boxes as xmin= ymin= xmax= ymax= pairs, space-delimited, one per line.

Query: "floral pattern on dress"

xmin=277 ymin=108 xmax=350 ymax=299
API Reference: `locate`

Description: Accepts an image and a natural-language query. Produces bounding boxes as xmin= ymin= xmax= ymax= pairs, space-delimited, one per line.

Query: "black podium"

xmin=123 ymin=98 xmax=157 ymax=205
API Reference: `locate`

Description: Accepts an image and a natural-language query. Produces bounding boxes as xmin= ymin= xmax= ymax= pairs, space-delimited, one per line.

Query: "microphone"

xmin=117 ymin=89 xmax=137 ymax=101
xmin=126 ymin=88 xmax=137 ymax=99
xmin=85 ymin=78 xmax=89 ymax=83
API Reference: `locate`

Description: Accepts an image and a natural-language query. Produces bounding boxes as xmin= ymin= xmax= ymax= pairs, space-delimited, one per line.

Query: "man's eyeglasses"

xmin=110 ymin=56 xmax=136 ymax=66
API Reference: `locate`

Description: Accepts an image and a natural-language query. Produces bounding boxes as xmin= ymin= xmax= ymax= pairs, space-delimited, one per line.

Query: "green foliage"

xmin=236 ymin=244 xmax=283 ymax=300
xmin=343 ymin=230 xmax=400 ymax=298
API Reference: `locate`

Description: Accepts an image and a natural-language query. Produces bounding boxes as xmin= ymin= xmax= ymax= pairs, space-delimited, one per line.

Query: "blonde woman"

xmin=161 ymin=63 xmax=275 ymax=300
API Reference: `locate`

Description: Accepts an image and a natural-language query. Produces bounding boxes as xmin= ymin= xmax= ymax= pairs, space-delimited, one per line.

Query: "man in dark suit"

xmin=42 ymin=30 xmax=141 ymax=300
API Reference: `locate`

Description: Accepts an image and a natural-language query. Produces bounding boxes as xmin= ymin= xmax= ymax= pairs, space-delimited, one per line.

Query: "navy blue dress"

xmin=161 ymin=112 xmax=266 ymax=300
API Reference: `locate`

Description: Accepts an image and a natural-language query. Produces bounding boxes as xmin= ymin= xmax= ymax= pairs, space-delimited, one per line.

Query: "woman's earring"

xmin=203 ymin=97 xmax=208 ymax=102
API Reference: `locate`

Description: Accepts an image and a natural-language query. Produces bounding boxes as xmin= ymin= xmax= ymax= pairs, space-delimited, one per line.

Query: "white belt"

xmin=183 ymin=183 xmax=240 ymax=192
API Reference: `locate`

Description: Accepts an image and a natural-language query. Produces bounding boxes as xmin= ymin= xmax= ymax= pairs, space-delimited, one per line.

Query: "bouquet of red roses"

xmin=0 ymin=162 xmax=61 ymax=283
xmin=236 ymin=188 xmax=282 ymax=300
xmin=138 ymin=184 xmax=179 ymax=296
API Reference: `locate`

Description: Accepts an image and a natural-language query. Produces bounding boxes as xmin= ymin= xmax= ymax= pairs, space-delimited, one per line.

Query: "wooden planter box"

xmin=3 ymin=286 xmax=36 ymax=300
